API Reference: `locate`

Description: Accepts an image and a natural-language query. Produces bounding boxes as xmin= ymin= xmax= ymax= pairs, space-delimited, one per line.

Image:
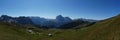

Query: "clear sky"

xmin=0 ymin=0 xmax=120 ymax=20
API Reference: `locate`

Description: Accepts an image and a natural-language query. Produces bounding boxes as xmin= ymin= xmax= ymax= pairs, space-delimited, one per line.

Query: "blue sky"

xmin=0 ymin=0 xmax=120 ymax=20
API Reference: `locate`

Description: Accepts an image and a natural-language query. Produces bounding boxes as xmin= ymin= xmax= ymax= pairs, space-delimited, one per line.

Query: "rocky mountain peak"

xmin=56 ymin=15 xmax=64 ymax=20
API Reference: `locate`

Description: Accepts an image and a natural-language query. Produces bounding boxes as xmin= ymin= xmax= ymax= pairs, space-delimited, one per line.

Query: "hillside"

xmin=78 ymin=14 xmax=120 ymax=40
xmin=0 ymin=22 xmax=52 ymax=40
xmin=0 ymin=22 xmax=32 ymax=40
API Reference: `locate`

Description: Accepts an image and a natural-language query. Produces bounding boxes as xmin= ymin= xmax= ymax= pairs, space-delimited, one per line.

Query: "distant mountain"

xmin=0 ymin=15 xmax=97 ymax=28
xmin=78 ymin=18 xmax=98 ymax=23
xmin=59 ymin=19 xmax=96 ymax=29
xmin=30 ymin=17 xmax=56 ymax=28
xmin=55 ymin=15 xmax=72 ymax=27
xmin=0 ymin=15 xmax=33 ymax=25
xmin=16 ymin=16 xmax=34 ymax=24
xmin=30 ymin=15 xmax=72 ymax=27
xmin=56 ymin=15 xmax=65 ymax=21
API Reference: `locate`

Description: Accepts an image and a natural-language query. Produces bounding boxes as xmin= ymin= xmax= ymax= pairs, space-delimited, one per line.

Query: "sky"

xmin=0 ymin=0 xmax=120 ymax=20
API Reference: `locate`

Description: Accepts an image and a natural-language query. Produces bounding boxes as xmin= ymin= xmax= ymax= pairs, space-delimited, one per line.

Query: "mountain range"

xmin=0 ymin=15 xmax=96 ymax=28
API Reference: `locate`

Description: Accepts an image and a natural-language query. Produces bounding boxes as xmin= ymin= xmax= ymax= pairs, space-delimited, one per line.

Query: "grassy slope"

xmin=0 ymin=22 xmax=35 ymax=40
xmin=78 ymin=14 xmax=120 ymax=40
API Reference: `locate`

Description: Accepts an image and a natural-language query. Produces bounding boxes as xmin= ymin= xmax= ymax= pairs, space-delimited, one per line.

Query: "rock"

xmin=48 ymin=33 xmax=52 ymax=37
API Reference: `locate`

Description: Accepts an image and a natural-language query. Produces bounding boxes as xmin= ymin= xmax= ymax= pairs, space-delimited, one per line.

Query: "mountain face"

xmin=0 ymin=15 xmax=14 ymax=22
xmin=30 ymin=17 xmax=56 ymax=27
xmin=55 ymin=15 xmax=72 ymax=27
xmin=56 ymin=15 xmax=65 ymax=21
xmin=16 ymin=16 xmax=34 ymax=24
xmin=30 ymin=15 xmax=72 ymax=27
xmin=0 ymin=15 xmax=33 ymax=25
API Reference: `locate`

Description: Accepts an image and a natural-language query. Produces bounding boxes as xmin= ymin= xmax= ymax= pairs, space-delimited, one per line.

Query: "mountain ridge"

xmin=0 ymin=15 xmax=97 ymax=28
